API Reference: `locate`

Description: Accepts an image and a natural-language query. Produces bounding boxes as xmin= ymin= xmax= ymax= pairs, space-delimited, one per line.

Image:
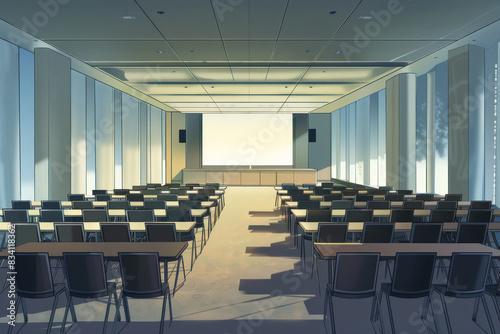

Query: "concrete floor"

xmin=1 ymin=186 xmax=499 ymax=333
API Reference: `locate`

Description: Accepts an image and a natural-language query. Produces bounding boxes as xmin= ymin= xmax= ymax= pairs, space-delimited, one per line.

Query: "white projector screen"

xmin=202 ymin=114 xmax=293 ymax=166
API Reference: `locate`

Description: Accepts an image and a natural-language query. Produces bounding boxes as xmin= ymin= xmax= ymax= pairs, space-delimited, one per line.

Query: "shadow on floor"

xmin=248 ymin=223 xmax=288 ymax=234
xmin=248 ymin=210 xmax=283 ymax=217
xmin=245 ymin=237 xmax=296 ymax=257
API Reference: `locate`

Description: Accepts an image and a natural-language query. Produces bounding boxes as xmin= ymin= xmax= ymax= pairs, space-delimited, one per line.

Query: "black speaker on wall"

xmin=179 ymin=129 xmax=186 ymax=143
xmin=308 ymin=129 xmax=316 ymax=142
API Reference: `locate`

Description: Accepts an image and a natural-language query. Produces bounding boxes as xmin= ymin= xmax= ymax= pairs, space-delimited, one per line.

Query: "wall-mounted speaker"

xmin=179 ymin=129 xmax=186 ymax=143
xmin=308 ymin=129 xmax=316 ymax=142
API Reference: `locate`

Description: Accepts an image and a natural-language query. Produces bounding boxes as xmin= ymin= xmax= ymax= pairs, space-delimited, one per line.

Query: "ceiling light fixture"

xmin=358 ymin=15 xmax=373 ymax=20
xmin=157 ymin=10 xmax=165 ymax=14
xmin=122 ymin=15 xmax=136 ymax=20
xmin=329 ymin=11 xmax=337 ymax=15
xmin=335 ymin=50 xmax=342 ymax=54
xmin=156 ymin=50 xmax=164 ymax=54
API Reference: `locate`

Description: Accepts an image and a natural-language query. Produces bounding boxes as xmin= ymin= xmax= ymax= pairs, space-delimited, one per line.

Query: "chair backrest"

xmin=41 ymin=200 xmax=62 ymax=209
xmin=144 ymin=200 xmax=166 ymax=209
xmin=281 ymin=183 xmax=296 ymax=190
xmin=456 ymin=223 xmax=488 ymax=244
xmin=402 ymin=200 xmax=424 ymax=209
xmin=145 ymin=223 xmax=177 ymax=242
xmin=185 ymin=183 xmax=199 ymax=187
xmin=390 ymin=253 xmax=436 ymax=297
xmin=437 ymin=201 xmax=458 ymax=209
xmin=141 ymin=189 xmax=160 ymax=195
xmin=396 ymin=190 xmax=413 ymax=195
xmin=467 ymin=209 xmax=493 ymax=222
xmin=114 ymin=189 xmax=130 ymax=195
xmin=95 ymin=194 xmax=111 ymax=201
xmin=119 ymin=253 xmax=162 ymax=297
xmin=179 ymin=200 xmax=202 ymax=210
xmin=92 ymin=189 xmax=107 ymax=195
xmin=147 ymin=183 xmax=161 ymax=188
xmin=39 ymin=209 xmax=64 ymax=222
xmin=366 ymin=189 xmax=390 ymax=196
xmin=333 ymin=253 xmax=380 ymax=297
xmin=126 ymin=209 xmax=155 ymax=222
xmin=291 ymin=194 xmax=310 ymax=202
xmin=169 ymin=188 xmax=187 ymax=195
xmin=361 ymin=223 xmax=394 ymax=243
xmin=390 ymin=209 xmax=414 ymax=222
xmin=13 ymin=223 xmax=41 ymax=246
xmin=126 ymin=193 xmax=144 ymax=202
xmin=446 ymin=253 xmax=491 ymax=297
xmin=15 ymin=253 xmax=54 ymax=297
xmin=385 ymin=194 xmax=405 ymax=201
xmin=107 ymin=200 xmax=130 ymax=209
xmin=410 ymin=223 xmax=442 ymax=243
xmin=100 ymin=223 xmax=131 ymax=242
xmin=82 ymin=209 xmax=109 ymax=222
xmin=302 ymin=183 xmax=317 ymax=189
xmin=317 ymin=223 xmax=348 ymax=243
xmin=165 ymin=209 xmax=192 ymax=222
xmin=167 ymin=183 xmax=181 ymax=188
xmin=206 ymin=183 xmax=220 ymax=188
xmin=63 ymin=252 xmax=108 ymax=298
xmin=11 ymin=200 xmax=32 ymax=209
xmin=345 ymin=209 xmax=374 ymax=222
xmin=379 ymin=186 xmax=393 ymax=191
xmin=367 ymin=201 xmax=390 ymax=209
xmin=3 ymin=209 xmax=29 ymax=222
xmin=157 ymin=194 xmax=178 ymax=201
xmin=342 ymin=190 xmax=358 ymax=197
xmin=355 ymin=194 xmax=374 ymax=202
xmin=323 ymin=193 xmax=342 ymax=201
xmin=189 ymin=194 xmax=210 ymax=201
xmin=331 ymin=200 xmax=353 ymax=209
xmin=321 ymin=182 xmax=334 ymax=188
xmin=429 ymin=209 xmax=456 ymax=222
xmin=415 ymin=193 xmax=434 ymax=201
xmin=331 ymin=186 xmax=347 ymax=191
xmin=297 ymin=201 xmax=321 ymax=210
xmin=132 ymin=185 xmax=147 ymax=191
xmin=68 ymin=194 xmax=86 ymax=201
xmin=445 ymin=194 xmax=463 ymax=201
xmin=55 ymin=223 xmax=85 ymax=242
xmin=72 ymin=201 xmax=94 ymax=209
xmin=288 ymin=189 xmax=304 ymax=197
xmin=306 ymin=209 xmax=332 ymax=222
xmin=470 ymin=200 xmax=492 ymax=209
xmin=314 ymin=188 xmax=331 ymax=195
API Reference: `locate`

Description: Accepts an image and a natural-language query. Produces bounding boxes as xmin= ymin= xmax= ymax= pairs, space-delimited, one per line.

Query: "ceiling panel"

xmin=151 ymin=95 xmax=214 ymax=103
xmin=266 ymin=67 xmax=308 ymax=82
xmin=130 ymin=83 xmax=208 ymax=95
xmin=189 ymin=67 xmax=234 ymax=82
xmin=103 ymin=66 xmax=195 ymax=83
xmin=169 ymin=41 xmax=227 ymax=62
xmin=292 ymin=83 xmax=363 ymax=95
xmin=273 ymin=41 xmax=328 ymax=62
xmin=209 ymin=95 xmax=289 ymax=103
xmin=225 ymin=41 xmax=275 ymax=62
xmin=301 ymin=67 xmax=396 ymax=82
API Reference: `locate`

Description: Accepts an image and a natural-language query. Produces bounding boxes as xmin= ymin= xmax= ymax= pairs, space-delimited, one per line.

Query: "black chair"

xmin=126 ymin=193 xmax=144 ymax=202
xmin=331 ymin=200 xmax=353 ymax=209
xmin=323 ymin=193 xmax=342 ymax=201
xmin=92 ymin=189 xmax=107 ymax=195
xmin=100 ymin=223 xmax=131 ymax=242
xmin=8 ymin=253 xmax=70 ymax=334
xmin=467 ymin=209 xmax=493 ymax=222
xmin=82 ymin=209 xmax=109 ymax=222
xmin=390 ymin=209 xmax=414 ymax=222
xmin=429 ymin=209 xmax=456 ymax=222
xmin=355 ymin=194 xmax=374 ymax=202
xmin=166 ymin=209 xmax=197 ymax=268
xmin=410 ymin=223 xmax=443 ymax=243
xmin=367 ymin=201 xmax=390 ymax=209
xmin=132 ymin=185 xmax=147 ymax=191
xmin=3 ymin=209 xmax=29 ymax=222
xmin=306 ymin=209 xmax=332 ymax=222
xmin=484 ymin=278 xmax=500 ymax=326
xmin=432 ymin=253 xmax=494 ymax=334
xmin=113 ymin=189 xmax=130 ymax=195
xmin=68 ymin=194 xmax=86 ymax=201
xmin=169 ymin=188 xmax=187 ymax=196
xmin=108 ymin=200 xmax=131 ymax=210
xmin=437 ymin=201 xmax=458 ymax=209
xmin=72 ymin=200 xmax=93 ymax=209
xmin=323 ymin=253 xmax=380 ymax=334
xmin=54 ymin=223 xmax=85 ymax=242
xmin=342 ymin=190 xmax=358 ymax=198
xmin=11 ymin=200 xmax=32 ymax=209
xmin=321 ymin=182 xmax=334 ymax=188
xmin=415 ymin=193 xmax=434 ymax=201
xmin=185 ymin=183 xmax=199 ymax=187
xmin=142 ymin=189 xmax=161 ymax=195
xmin=331 ymin=186 xmax=347 ymax=191
xmin=396 ymin=190 xmax=413 ymax=195
xmin=345 ymin=209 xmax=374 ymax=222
xmin=314 ymin=188 xmax=332 ymax=196
xmin=145 ymin=223 xmax=186 ymax=295
xmin=471 ymin=200 xmax=492 ymax=209
xmin=41 ymin=200 xmax=62 ymax=209
xmin=178 ymin=201 xmax=208 ymax=246
xmin=117 ymin=253 xmax=173 ymax=332
xmin=189 ymin=194 xmax=210 ymax=201
xmin=361 ymin=223 xmax=394 ymax=243
xmin=144 ymin=200 xmax=167 ymax=209
xmin=126 ymin=209 xmax=155 ymax=222
xmin=376 ymin=253 xmax=437 ymax=334
xmin=291 ymin=194 xmax=310 ymax=202
xmin=402 ymin=200 xmax=424 ymax=209
xmin=39 ymin=209 xmax=65 ymax=222
xmin=379 ymin=186 xmax=393 ymax=191
xmin=205 ymin=183 xmax=220 ymax=189
xmin=95 ymin=194 xmax=111 ymax=201
xmin=385 ymin=194 xmax=405 ymax=201
xmin=61 ymin=252 xmax=120 ymax=334
xmin=158 ymin=194 xmax=178 ymax=201
xmin=456 ymin=223 xmax=488 ymax=244
xmin=12 ymin=223 xmax=41 ymax=247
xmin=445 ymin=194 xmax=463 ymax=201
xmin=297 ymin=200 xmax=321 ymax=210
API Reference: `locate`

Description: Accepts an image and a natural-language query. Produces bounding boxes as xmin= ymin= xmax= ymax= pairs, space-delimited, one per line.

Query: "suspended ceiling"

xmin=0 ymin=0 xmax=499 ymax=113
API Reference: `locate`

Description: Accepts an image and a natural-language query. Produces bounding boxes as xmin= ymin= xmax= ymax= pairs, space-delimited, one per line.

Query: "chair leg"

xmin=21 ymin=296 xmax=28 ymax=323
xmin=112 ymin=293 xmax=123 ymax=334
xmin=122 ymin=295 xmax=131 ymax=323
xmin=436 ymin=291 xmax=452 ymax=334
xmin=102 ymin=293 xmax=113 ymax=334
xmin=47 ymin=292 xmax=62 ymax=334
xmin=160 ymin=293 xmax=168 ymax=334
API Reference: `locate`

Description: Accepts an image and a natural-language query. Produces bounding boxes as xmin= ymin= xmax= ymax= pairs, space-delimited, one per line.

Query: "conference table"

xmin=314 ymin=242 xmax=500 ymax=284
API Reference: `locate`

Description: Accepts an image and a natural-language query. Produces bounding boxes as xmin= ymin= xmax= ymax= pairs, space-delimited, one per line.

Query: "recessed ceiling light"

xmin=184 ymin=86 xmax=188 ymax=88
xmin=211 ymin=86 xmax=214 ymax=88
xmin=190 ymin=50 xmax=194 ymax=53
xmin=358 ymin=15 xmax=373 ymax=20
xmin=305 ymin=50 xmax=310 ymax=52
xmin=156 ymin=50 xmax=164 ymax=54
xmin=322 ymin=70 xmax=326 ymax=73
xmin=122 ymin=15 xmax=136 ymax=20
xmin=335 ymin=50 xmax=342 ymax=54
xmin=329 ymin=11 xmax=337 ymax=15
xmin=309 ymin=86 xmax=313 ymax=88
xmin=157 ymin=10 xmax=165 ymax=15
xmin=172 ymin=70 xmax=176 ymax=72
xmin=285 ymin=86 xmax=288 ymax=88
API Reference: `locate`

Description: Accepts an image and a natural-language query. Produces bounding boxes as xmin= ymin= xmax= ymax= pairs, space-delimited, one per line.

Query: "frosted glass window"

xmin=150 ymin=107 xmax=162 ymax=183
xmin=348 ymin=104 xmax=356 ymax=183
xmin=339 ymin=107 xmax=347 ymax=180
xmin=114 ymin=90 xmax=122 ymax=188
xmin=331 ymin=111 xmax=339 ymax=178
xmin=415 ymin=75 xmax=427 ymax=193
xmin=355 ymin=97 xmax=370 ymax=185
xmin=369 ymin=93 xmax=379 ymax=186
xmin=378 ymin=90 xmax=386 ymax=186
xmin=122 ymin=94 xmax=140 ymax=188
xmin=95 ymin=81 xmax=114 ymax=190
xmin=434 ymin=63 xmax=448 ymax=195
xmin=70 ymin=70 xmax=87 ymax=194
